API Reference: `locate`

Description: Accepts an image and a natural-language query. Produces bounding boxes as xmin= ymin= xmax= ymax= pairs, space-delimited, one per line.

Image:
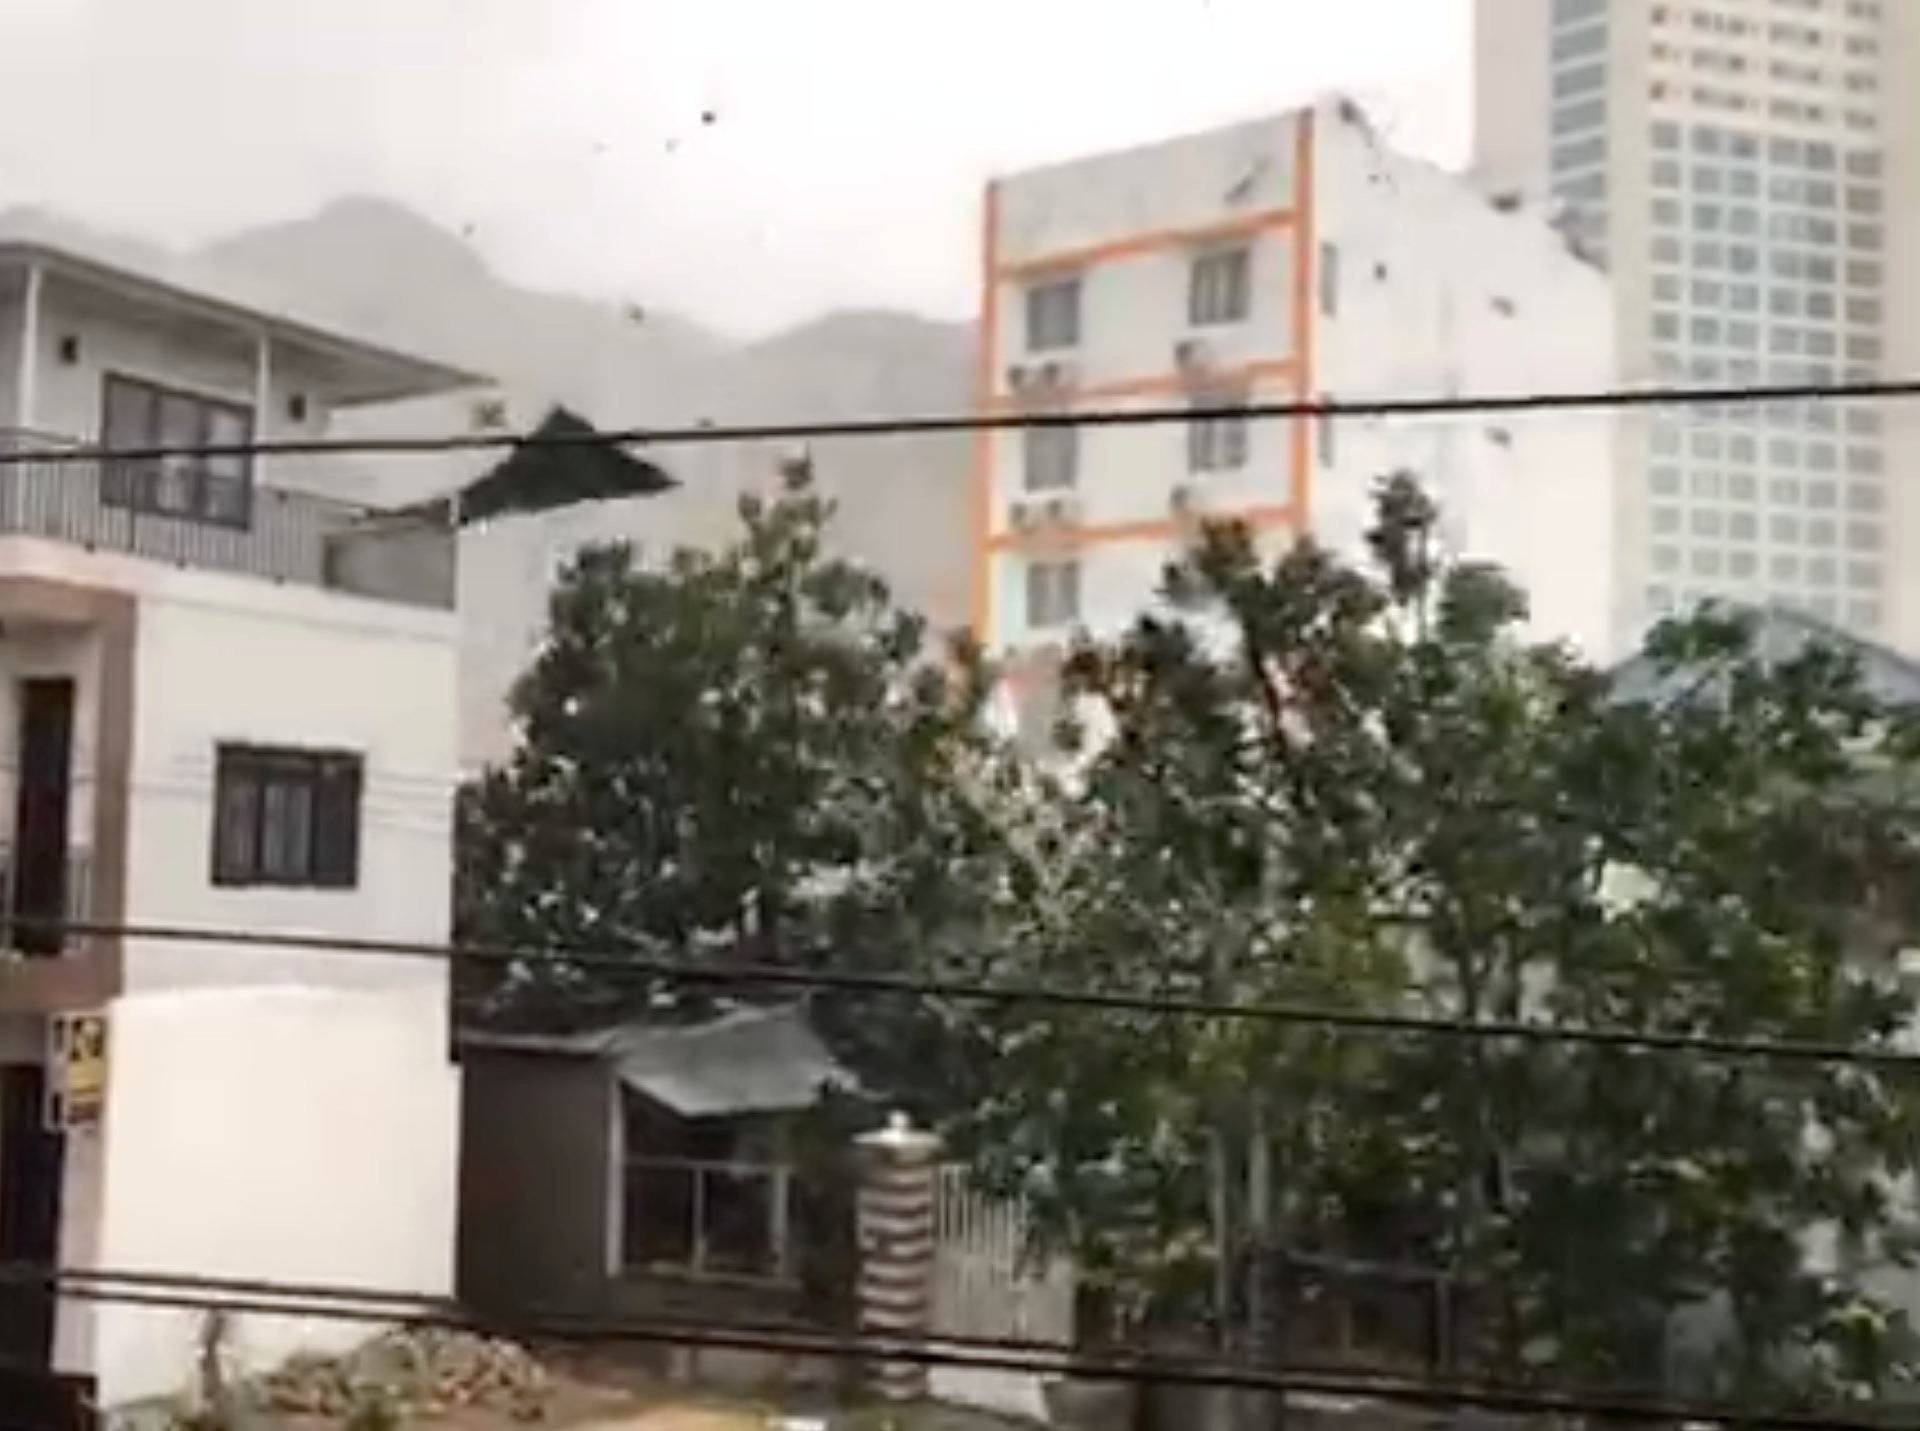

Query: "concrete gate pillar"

xmin=855 ymin=1111 xmax=942 ymax=1402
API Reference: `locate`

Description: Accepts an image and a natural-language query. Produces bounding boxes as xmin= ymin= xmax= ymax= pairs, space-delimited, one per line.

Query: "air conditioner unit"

xmin=1009 ymin=501 xmax=1037 ymax=531
xmin=1037 ymin=359 xmax=1078 ymax=390
xmin=1006 ymin=363 xmax=1034 ymax=393
xmin=1169 ymin=483 xmax=1197 ymax=515
xmin=1043 ymin=496 xmax=1080 ymax=526
xmin=1174 ymin=337 xmax=1215 ymax=373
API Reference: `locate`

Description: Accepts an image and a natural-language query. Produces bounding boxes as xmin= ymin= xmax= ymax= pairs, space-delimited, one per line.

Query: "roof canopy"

xmin=0 ymin=239 xmax=488 ymax=406
xmin=464 ymin=1004 xmax=856 ymax=1118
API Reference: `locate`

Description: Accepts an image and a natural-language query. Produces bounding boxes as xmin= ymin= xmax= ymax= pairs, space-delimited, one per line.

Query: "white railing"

xmin=930 ymin=1164 xmax=1075 ymax=1420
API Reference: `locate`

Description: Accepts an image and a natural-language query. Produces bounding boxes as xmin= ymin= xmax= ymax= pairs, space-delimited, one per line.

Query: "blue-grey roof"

xmin=463 ymin=1004 xmax=854 ymax=1117
xmin=1609 ymin=604 xmax=1920 ymax=710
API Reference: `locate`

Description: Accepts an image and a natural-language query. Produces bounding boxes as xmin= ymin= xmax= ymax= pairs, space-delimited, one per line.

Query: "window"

xmin=100 ymin=375 xmax=252 ymax=527
xmin=1025 ymin=561 xmax=1080 ymax=629
xmin=1554 ymin=98 xmax=1607 ymax=135
xmin=1023 ymin=424 xmax=1078 ymax=492
xmin=1188 ymin=398 xmax=1249 ymax=473
xmin=1318 ymin=243 xmax=1340 ymax=317
xmin=1025 ymin=278 xmax=1081 ymax=351
xmin=212 ymin=745 xmax=362 ymax=888
xmin=1189 ymin=247 xmax=1251 ymax=327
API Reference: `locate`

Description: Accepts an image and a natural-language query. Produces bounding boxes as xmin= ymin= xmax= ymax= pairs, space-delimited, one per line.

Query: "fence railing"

xmin=0 ymin=842 xmax=92 ymax=956
xmin=623 ymin=1156 xmax=796 ymax=1284
xmin=0 ymin=428 xmax=372 ymax=595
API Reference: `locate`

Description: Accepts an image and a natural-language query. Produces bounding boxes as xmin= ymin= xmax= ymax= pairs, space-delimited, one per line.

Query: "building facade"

xmin=971 ymin=99 xmax=1621 ymax=732
xmin=0 ymin=240 xmax=484 ymax=1414
xmin=1475 ymin=0 xmax=1920 ymax=654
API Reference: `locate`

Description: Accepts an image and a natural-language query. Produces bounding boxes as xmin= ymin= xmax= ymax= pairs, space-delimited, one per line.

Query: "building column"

xmin=13 ymin=262 xmax=41 ymax=436
xmin=252 ymin=332 xmax=272 ymax=492
xmin=855 ymin=1112 xmax=942 ymax=1403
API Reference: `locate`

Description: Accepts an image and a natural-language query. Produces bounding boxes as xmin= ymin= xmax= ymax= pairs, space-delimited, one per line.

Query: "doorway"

xmin=12 ymin=678 xmax=74 ymax=957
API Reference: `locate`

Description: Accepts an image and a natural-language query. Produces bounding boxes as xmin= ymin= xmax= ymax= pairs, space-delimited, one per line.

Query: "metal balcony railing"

xmin=0 ymin=427 xmax=437 ymax=602
xmin=0 ymin=841 xmax=92 ymax=956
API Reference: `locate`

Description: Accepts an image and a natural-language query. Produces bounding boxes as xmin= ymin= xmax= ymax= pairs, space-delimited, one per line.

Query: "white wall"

xmin=985 ymin=113 xmax=1304 ymax=658
xmin=0 ymin=534 xmax=458 ymax=998
xmin=15 ymin=276 xmax=390 ymax=504
xmin=983 ymin=100 xmax=1621 ymax=668
xmin=121 ymin=559 xmax=457 ymax=996
xmin=57 ymin=985 xmax=459 ymax=1411
xmin=1313 ymin=104 xmax=1621 ymax=661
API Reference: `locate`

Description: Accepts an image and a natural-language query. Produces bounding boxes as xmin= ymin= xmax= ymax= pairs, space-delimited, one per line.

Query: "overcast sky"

xmin=0 ymin=0 xmax=1472 ymax=337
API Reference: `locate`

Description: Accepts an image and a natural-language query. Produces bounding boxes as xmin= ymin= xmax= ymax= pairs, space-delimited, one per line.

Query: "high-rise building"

xmin=972 ymin=99 xmax=1620 ymax=740
xmin=1475 ymin=0 xmax=1920 ymax=654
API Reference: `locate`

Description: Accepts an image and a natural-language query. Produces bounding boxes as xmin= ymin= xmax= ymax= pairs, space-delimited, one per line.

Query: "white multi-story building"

xmin=1475 ymin=0 xmax=1920 ymax=654
xmin=972 ymin=99 xmax=1621 ymax=726
xmin=0 ymin=238 xmax=485 ymax=1415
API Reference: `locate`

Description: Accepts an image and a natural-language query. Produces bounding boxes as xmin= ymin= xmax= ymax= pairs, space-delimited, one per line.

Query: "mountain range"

xmin=1 ymin=198 xmax=976 ymax=766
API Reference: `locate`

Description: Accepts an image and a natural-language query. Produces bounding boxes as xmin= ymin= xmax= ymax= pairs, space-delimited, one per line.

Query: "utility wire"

xmin=1 ymin=378 xmax=1916 ymax=467
xmin=12 ymin=1262 xmax=1896 ymax=1430
xmin=56 ymin=919 xmax=1920 ymax=1069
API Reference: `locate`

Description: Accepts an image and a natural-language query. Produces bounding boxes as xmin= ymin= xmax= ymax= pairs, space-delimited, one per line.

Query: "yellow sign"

xmin=48 ymin=1011 xmax=107 ymax=1130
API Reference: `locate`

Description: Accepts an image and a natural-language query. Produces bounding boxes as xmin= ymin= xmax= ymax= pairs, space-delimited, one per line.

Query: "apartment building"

xmin=0 ymin=239 xmax=485 ymax=1416
xmin=972 ymin=99 xmax=1620 ymax=733
xmin=1475 ymin=0 xmax=1920 ymax=654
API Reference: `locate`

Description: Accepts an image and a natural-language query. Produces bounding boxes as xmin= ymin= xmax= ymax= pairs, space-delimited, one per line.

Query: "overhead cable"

xmin=0 ymin=378 xmax=1915 ymax=467
xmin=51 ymin=919 xmax=1920 ymax=1069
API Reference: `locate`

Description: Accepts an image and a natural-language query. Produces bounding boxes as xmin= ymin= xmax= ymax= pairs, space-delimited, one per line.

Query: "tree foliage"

xmin=459 ymin=464 xmax=1920 ymax=1407
xmin=456 ymin=470 xmax=1013 ymax=1079
xmin=964 ymin=474 xmax=1920 ymax=1403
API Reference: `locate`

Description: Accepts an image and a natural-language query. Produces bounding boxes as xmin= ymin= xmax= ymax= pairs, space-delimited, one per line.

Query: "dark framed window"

xmin=100 ymin=374 xmax=253 ymax=528
xmin=1187 ymin=395 xmax=1249 ymax=472
xmin=1188 ymin=247 xmax=1251 ymax=326
xmin=212 ymin=745 xmax=362 ymax=888
xmin=1025 ymin=278 xmax=1081 ymax=352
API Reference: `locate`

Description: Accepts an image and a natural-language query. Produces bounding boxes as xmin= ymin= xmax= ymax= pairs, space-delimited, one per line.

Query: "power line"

xmin=1 ymin=378 xmax=1916 ymax=467
xmin=60 ymin=919 xmax=1920 ymax=1069
xmin=13 ymin=1263 xmax=1895 ymax=1430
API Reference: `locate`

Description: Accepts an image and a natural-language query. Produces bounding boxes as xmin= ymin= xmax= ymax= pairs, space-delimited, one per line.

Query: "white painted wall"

xmin=56 ymin=985 xmax=460 ymax=1411
xmin=1312 ymin=103 xmax=1621 ymax=660
xmin=0 ymin=534 xmax=457 ymax=998
xmin=983 ymin=100 xmax=1621 ymax=667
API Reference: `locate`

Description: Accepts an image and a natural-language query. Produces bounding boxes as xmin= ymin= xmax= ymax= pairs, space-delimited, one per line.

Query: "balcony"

xmin=0 ymin=428 xmax=453 ymax=609
xmin=0 ymin=842 xmax=92 ymax=957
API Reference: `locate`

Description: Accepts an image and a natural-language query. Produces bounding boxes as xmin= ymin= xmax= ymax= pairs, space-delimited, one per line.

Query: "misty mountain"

xmin=189 ymin=197 xmax=976 ymax=766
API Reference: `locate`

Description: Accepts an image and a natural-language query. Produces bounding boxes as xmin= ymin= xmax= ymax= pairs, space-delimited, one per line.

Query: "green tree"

xmin=456 ymin=470 xmax=1013 ymax=1106
xmin=967 ymin=475 xmax=1920 ymax=1407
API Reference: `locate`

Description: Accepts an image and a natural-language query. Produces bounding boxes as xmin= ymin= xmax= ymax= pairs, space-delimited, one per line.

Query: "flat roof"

xmin=0 ymin=238 xmax=491 ymax=406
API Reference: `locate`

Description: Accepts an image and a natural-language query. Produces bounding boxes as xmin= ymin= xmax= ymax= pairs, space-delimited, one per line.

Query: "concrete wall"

xmin=0 ymin=534 xmax=458 ymax=1000
xmin=456 ymin=1050 xmax=615 ymax=1317
xmin=1313 ymin=103 xmax=1620 ymax=660
xmin=55 ymin=985 xmax=460 ymax=1411
xmin=982 ymin=100 xmax=1620 ymax=666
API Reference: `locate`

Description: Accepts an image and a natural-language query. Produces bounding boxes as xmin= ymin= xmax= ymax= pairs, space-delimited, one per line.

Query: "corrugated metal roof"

xmin=461 ymin=1005 xmax=854 ymax=1117
xmin=1609 ymin=604 xmax=1920 ymax=710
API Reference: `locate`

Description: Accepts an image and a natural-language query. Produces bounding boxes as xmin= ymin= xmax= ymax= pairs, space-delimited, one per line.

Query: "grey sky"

xmin=0 ymin=0 xmax=1471 ymax=337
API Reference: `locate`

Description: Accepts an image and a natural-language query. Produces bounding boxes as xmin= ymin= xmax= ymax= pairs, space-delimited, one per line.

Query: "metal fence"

xmin=0 ymin=842 xmax=92 ymax=956
xmin=0 ymin=430 xmax=365 ymax=592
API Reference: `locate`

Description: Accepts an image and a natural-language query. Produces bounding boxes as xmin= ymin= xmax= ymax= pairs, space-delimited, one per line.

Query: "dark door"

xmin=13 ymin=679 xmax=74 ymax=957
xmin=0 ymin=1064 xmax=63 ymax=1373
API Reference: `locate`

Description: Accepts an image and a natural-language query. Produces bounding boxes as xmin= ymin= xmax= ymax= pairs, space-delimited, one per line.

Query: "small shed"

xmin=456 ymin=1004 xmax=855 ymax=1319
